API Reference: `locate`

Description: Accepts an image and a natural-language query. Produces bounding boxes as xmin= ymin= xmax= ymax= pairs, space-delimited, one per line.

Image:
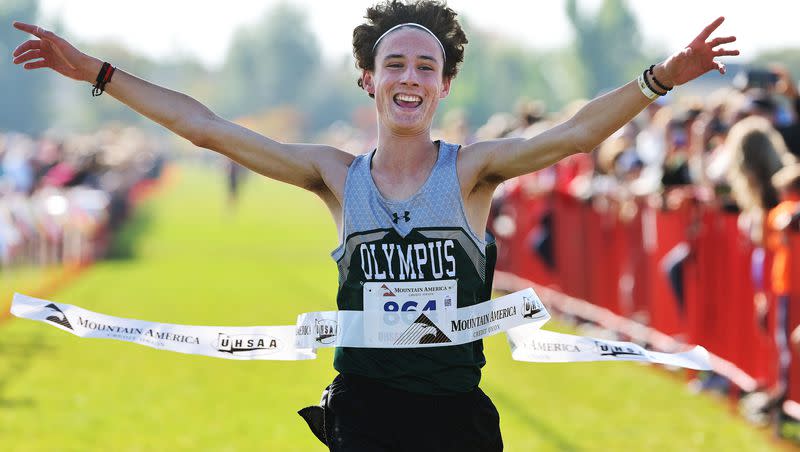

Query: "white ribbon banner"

xmin=507 ymin=326 xmax=711 ymax=369
xmin=10 ymin=290 xmax=710 ymax=370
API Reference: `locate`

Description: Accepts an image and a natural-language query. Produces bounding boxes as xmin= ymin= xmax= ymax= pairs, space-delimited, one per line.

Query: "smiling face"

xmin=361 ymin=27 xmax=451 ymax=136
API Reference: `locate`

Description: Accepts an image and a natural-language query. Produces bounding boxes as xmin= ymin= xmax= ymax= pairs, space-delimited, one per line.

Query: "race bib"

xmin=362 ymin=280 xmax=457 ymax=346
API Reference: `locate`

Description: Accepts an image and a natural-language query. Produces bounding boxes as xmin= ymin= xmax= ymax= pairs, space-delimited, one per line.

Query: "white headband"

xmin=372 ymin=23 xmax=446 ymax=62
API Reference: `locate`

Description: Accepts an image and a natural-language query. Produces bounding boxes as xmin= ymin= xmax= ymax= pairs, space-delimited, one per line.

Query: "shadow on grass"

xmin=489 ymin=385 xmax=580 ymax=452
xmin=0 ymin=334 xmax=51 ymax=410
xmin=105 ymin=205 xmax=154 ymax=261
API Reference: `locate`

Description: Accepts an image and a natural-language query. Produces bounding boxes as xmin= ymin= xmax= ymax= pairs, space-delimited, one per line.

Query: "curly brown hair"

xmin=353 ymin=0 xmax=468 ymax=97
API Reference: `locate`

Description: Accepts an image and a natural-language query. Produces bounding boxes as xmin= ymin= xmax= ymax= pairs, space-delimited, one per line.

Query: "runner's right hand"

xmin=12 ymin=21 xmax=99 ymax=83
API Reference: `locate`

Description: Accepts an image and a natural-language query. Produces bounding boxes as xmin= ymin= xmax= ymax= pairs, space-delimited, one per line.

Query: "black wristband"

xmin=642 ymin=68 xmax=667 ymax=97
xmin=648 ymin=64 xmax=672 ymax=92
xmin=92 ymin=62 xmax=115 ymax=97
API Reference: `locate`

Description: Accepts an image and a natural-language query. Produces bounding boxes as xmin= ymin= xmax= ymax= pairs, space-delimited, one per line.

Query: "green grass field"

xmin=0 ymin=164 xmax=782 ymax=451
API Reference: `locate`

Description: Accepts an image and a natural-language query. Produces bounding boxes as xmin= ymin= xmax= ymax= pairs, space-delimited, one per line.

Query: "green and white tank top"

xmin=331 ymin=140 xmax=496 ymax=394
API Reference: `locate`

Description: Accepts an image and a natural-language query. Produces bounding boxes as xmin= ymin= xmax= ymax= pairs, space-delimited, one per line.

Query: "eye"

xmin=419 ymin=65 xmax=433 ymax=71
xmin=386 ymin=62 xmax=403 ymax=68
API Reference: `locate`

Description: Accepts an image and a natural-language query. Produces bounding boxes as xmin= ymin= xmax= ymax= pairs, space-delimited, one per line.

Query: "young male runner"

xmin=12 ymin=1 xmax=737 ymax=450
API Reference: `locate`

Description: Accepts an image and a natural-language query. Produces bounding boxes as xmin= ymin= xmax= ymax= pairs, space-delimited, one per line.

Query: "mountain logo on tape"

xmin=522 ymin=296 xmax=542 ymax=319
xmin=214 ymin=333 xmax=281 ymax=356
xmin=44 ymin=304 xmax=73 ymax=330
xmin=394 ymin=313 xmax=451 ymax=345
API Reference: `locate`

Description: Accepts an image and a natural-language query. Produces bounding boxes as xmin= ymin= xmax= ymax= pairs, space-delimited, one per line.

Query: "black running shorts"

xmin=299 ymin=373 xmax=503 ymax=452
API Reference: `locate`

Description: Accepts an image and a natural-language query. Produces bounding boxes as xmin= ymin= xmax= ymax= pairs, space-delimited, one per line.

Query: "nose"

xmin=399 ymin=66 xmax=420 ymax=86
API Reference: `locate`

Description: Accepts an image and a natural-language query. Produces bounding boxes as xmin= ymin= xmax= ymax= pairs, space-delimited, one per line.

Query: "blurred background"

xmin=4 ymin=0 xmax=800 ymax=450
xmin=3 ymin=0 xmax=800 ymax=137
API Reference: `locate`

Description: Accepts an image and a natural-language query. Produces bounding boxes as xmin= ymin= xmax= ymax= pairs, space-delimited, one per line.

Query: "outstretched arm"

xmin=10 ymin=22 xmax=351 ymax=197
xmin=462 ymin=17 xmax=739 ymax=185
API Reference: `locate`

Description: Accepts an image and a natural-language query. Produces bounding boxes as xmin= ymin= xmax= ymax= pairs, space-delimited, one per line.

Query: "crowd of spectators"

xmin=0 ymin=125 xmax=164 ymax=269
xmin=473 ymin=64 xmax=800 ymax=429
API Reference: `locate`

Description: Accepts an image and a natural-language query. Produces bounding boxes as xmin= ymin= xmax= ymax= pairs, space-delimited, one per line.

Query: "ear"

xmin=440 ymin=77 xmax=452 ymax=99
xmin=361 ymin=70 xmax=376 ymax=96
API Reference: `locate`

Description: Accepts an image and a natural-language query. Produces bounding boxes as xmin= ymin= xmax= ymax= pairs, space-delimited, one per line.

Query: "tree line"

xmin=2 ymin=0 xmax=797 ymax=137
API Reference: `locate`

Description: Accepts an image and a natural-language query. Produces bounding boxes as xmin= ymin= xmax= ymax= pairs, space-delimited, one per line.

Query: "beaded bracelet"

xmin=92 ymin=62 xmax=116 ymax=97
xmin=648 ymin=64 xmax=673 ymax=93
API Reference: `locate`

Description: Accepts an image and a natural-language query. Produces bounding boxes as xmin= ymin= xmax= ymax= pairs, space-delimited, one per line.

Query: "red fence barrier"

xmin=497 ymin=191 xmax=793 ymax=414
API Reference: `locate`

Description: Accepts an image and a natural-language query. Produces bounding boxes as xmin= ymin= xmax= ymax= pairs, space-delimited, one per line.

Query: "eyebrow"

xmin=383 ymin=54 xmax=439 ymax=63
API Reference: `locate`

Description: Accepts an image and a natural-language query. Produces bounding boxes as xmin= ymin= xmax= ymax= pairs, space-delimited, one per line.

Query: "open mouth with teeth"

xmin=393 ymin=94 xmax=423 ymax=108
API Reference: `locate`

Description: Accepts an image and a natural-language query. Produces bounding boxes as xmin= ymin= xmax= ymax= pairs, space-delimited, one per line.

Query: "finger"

xmin=709 ymin=36 xmax=736 ymax=47
xmin=13 ymin=49 xmax=43 ymax=64
xmin=698 ymin=16 xmax=725 ymax=42
xmin=713 ymin=49 xmax=740 ymax=57
xmin=12 ymin=21 xmax=34 ymax=32
xmin=23 ymin=59 xmax=50 ymax=70
xmin=12 ymin=39 xmax=42 ymax=57
xmin=13 ymin=22 xmax=64 ymax=48
xmin=13 ymin=21 xmax=45 ymax=39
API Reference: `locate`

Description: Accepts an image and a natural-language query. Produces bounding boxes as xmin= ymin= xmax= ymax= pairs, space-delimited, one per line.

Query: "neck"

xmin=373 ymin=127 xmax=437 ymax=173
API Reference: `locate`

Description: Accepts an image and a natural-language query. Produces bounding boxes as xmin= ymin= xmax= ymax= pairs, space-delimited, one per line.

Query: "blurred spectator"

xmin=719 ymin=116 xmax=795 ymax=348
xmin=1 ymin=133 xmax=35 ymax=194
xmin=767 ymin=164 xmax=800 ymax=401
xmin=475 ymin=112 xmax=517 ymax=142
xmin=512 ymin=98 xmax=546 ymax=137
xmin=724 ymin=116 xmax=796 ymax=244
xmin=437 ymin=108 xmax=476 ymax=145
xmin=734 ymin=66 xmax=800 ymax=157
xmin=662 ymin=105 xmax=702 ymax=187
xmin=225 ymin=158 xmax=246 ymax=211
xmin=687 ymin=89 xmax=737 ymax=206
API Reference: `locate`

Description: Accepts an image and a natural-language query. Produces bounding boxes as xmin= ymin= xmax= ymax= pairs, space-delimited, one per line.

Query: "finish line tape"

xmin=10 ymin=290 xmax=710 ymax=370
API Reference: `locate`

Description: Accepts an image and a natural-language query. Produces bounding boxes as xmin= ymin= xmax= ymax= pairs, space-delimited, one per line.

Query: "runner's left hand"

xmin=656 ymin=17 xmax=739 ymax=87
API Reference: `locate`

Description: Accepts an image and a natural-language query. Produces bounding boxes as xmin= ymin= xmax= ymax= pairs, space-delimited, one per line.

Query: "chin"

xmin=392 ymin=109 xmax=431 ymax=125
xmin=389 ymin=116 xmax=430 ymax=134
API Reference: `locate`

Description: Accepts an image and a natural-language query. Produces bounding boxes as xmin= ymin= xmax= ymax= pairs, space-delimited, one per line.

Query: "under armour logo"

xmin=392 ymin=211 xmax=411 ymax=224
